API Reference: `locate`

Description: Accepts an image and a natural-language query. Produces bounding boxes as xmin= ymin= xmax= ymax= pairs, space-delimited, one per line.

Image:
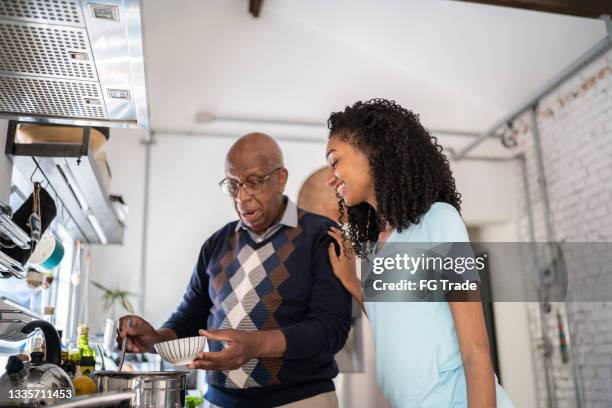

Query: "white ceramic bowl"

xmin=154 ymin=336 xmax=207 ymax=366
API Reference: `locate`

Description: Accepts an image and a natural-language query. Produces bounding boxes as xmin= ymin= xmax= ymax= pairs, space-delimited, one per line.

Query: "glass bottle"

xmin=77 ymin=324 xmax=96 ymax=377
xmin=68 ymin=340 xmax=81 ymax=378
xmin=58 ymin=330 xmax=68 ymax=366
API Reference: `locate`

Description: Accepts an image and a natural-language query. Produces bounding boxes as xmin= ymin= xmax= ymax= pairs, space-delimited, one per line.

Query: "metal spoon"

xmin=118 ymin=318 xmax=130 ymax=371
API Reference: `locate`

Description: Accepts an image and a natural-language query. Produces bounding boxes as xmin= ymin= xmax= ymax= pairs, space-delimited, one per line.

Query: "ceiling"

xmin=141 ymin=0 xmax=606 ymax=142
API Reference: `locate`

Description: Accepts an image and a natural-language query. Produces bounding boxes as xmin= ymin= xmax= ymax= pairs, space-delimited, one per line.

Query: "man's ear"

xmin=278 ymin=168 xmax=289 ymax=191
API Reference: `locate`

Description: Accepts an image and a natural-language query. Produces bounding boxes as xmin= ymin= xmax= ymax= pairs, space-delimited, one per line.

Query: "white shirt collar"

xmin=235 ymin=196 xmax=298 ymax=235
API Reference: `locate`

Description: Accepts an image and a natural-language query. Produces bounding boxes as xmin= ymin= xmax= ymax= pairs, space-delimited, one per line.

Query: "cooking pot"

xmin=92 ymin=371 xmax=188 ymax=408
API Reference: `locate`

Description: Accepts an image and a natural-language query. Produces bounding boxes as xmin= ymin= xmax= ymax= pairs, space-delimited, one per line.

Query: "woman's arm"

xmin=448 ymin=298 xmax=496 ymax=408
xmin=327 ymin=227 xmax=366 ymax=314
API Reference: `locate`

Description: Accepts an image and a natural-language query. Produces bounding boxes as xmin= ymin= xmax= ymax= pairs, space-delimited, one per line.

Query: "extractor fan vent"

xmin=0 ymin=75 xmax=107 ymax=119
xmin=0 ymin=21 xmax=95 ymax=80
xmin=0 ymin=0 xmax=148 ymax=128
xmin=0 ymin=0 xmax=83 ymax=26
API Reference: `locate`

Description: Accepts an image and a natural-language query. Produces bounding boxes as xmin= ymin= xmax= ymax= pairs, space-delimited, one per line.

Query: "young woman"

xmin=325 ymin=99 xmax=513 ymax=407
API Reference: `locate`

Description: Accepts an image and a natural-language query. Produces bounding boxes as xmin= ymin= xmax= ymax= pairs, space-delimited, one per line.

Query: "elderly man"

xmin=118 ymin=133 xmax=351 ymax=408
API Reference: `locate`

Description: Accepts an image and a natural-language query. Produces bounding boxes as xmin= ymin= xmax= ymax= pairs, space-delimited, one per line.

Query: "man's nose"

xmin=235 ymin=184 xmax=252 ymax=203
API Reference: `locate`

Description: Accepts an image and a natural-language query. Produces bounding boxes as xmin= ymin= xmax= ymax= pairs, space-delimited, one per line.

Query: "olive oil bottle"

xmin=77 ymin=324 xmax=96 ymax=377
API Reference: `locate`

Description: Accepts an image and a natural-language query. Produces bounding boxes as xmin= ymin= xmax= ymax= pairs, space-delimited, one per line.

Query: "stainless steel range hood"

xmin=0 ymin=0 xmax=149 ymax=128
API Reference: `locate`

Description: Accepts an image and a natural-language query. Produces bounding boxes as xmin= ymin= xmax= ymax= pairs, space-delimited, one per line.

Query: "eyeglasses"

xmin=219 ymin=168 xmax=282 ymax=197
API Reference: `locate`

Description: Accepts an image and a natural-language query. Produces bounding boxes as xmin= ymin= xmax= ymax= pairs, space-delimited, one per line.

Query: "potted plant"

xmin=91 ymin=280 xmax=137 ymax=319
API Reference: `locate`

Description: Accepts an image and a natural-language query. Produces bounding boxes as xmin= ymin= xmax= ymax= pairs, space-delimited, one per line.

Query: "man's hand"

xmin=187 ymin=329 xmax=285 ymax=371
xmin=187 ymin=329 xmax=260 ymax=371
xmin=116 ymin=315 xmax=163 ymax=353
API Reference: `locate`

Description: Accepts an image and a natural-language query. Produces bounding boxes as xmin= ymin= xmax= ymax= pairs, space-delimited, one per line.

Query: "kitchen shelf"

xmin=5 ymin=121 xmax=124 ymax=245
xmin=0 ymin=296 xmax=41 ymax=341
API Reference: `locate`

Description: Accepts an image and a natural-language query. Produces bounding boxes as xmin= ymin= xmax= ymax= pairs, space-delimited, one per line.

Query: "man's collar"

xmin=235 ymin=196 xmax=298 ymax=233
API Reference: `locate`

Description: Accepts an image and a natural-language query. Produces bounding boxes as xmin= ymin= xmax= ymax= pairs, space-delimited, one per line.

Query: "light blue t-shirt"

xmin=364 ymin=202 xmax=514 ymax=407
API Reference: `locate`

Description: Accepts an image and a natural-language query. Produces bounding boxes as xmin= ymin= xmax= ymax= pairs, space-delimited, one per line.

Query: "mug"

xmin=28 ymin=234 xmax=64 ymax=270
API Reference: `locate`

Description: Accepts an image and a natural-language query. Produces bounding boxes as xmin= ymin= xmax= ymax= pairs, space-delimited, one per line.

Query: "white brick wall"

xmin=514 ymin=47 xmax=612 ymax=408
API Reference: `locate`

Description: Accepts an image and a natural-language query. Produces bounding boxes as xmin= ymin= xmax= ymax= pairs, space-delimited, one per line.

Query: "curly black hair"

xmin=328 ymin=98 xmax=462 ymax=258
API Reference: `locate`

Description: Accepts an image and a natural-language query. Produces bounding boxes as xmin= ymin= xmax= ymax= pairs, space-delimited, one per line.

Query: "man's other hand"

xmin=187 ymin=329 xmax=265 ymax=371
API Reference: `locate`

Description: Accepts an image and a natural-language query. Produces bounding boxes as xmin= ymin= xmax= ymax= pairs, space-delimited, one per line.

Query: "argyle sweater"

xmin=162 ymin=210 xmax=352 ymax=407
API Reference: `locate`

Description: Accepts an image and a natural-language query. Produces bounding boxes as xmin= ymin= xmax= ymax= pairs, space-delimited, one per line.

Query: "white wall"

xmin=471 ymin=223 xmax=538 ymax=408
xmin=87 ymin=128 xmax=147 ymax=332
xmin=452 ymin=159 xmax=518 ymax=225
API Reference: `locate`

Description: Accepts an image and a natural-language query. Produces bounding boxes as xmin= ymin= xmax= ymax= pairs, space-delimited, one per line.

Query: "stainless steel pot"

xmin=92 ymin=371 xmax=188 ymax=408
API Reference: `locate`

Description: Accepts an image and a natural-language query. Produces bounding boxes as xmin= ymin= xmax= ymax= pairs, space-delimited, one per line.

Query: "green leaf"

xmin=91 ymin=281 xmax=111 ymax=293
xmin=92 ymin=280 xmax=138 ymax=316
xmin=120 ymin=296 xmax=135 ymax=314
xmin=102 ymin=297 xmax=112 ymax=313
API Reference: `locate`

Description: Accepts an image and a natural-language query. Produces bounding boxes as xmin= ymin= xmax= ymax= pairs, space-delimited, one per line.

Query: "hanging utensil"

xmin=1 ymin=185 xmax=56 ymax=266
xmin=27 ymin=182 xmax=42 ymax=245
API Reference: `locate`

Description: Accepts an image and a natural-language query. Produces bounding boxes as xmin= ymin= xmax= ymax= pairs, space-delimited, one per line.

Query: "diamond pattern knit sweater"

xmin=162 ymin=210 xmax=352 ymax=407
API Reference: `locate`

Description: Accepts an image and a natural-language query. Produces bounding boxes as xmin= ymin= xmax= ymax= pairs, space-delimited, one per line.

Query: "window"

xmin=48 ymin=223 xmax=74 ymax=335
